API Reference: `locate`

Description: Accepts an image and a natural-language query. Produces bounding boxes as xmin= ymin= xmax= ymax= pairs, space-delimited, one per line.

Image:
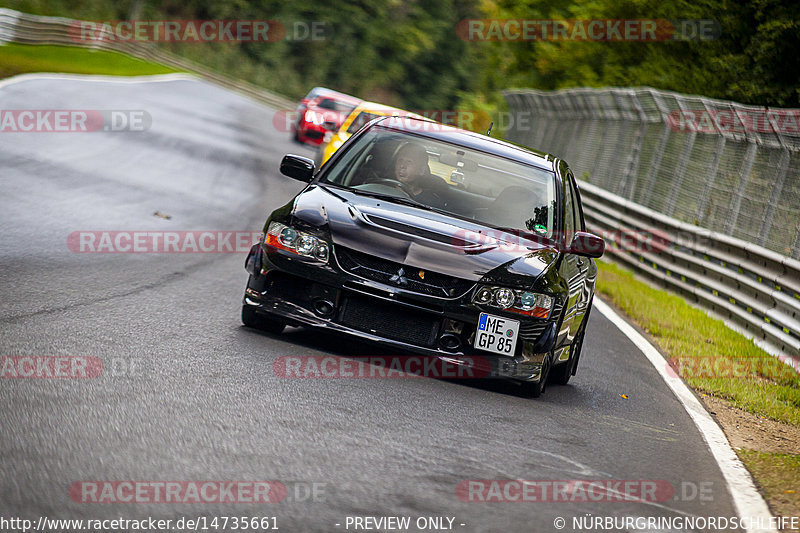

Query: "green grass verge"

xmin=595 ymin=260 xmax=800 ymax=426
xmin=0 ymin=43 xmax=179 ymax=79
xmin=738 ymin=450 xmax=800 ymax=518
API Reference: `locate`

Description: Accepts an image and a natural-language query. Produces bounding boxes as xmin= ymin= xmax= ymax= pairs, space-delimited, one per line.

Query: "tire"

xmin=242 ymin=305 xmax=285 ymax=334
xmin=518 ymin=355 xmax=550 ymax=398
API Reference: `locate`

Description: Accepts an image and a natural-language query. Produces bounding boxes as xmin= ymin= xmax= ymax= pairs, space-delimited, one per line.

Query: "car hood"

xmin=290 ymin=185 xmax=559 ymax=285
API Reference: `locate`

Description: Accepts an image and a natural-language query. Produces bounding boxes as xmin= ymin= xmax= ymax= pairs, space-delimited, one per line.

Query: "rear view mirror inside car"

xmin=438 ymin=153 xmax=478 ymax=171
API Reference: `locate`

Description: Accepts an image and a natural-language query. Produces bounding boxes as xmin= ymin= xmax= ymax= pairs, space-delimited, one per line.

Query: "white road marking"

xmin=0 ymin=72 xmax=199 ymax=90
xmin=594 ymin=297 xmax=777 ymax=533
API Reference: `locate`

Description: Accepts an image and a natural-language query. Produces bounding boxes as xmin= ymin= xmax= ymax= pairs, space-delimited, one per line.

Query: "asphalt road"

xmin=0 ymin=75 xmax=742 ymax=532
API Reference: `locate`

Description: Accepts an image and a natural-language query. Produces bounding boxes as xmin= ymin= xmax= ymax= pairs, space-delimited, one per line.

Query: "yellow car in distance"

xmin=316 ymin=101 xmax=425 ymax=167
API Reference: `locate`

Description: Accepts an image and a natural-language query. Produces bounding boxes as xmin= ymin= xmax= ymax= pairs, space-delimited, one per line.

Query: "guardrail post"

xmin=665 ymin=99 xmax=697 ymax=217
xmin=695 ymin=135 xmax=725 ymax=225
xmin=758 ymin=149 xmax=791 ymax=248
xmin=723 ymin=142 xmax=758 ymax=235
xmin=639 ymin=92 xmax=674 ymax=206
xmin=618 ymin=92 xmax=648 ymax=200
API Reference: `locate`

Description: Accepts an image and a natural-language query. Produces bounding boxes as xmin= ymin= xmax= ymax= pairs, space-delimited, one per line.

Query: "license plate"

xmin=474 ymin=313 xmax=520 ymax=356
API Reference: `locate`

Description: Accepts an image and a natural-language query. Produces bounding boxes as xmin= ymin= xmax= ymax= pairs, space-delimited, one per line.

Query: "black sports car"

xmin=242 ymin=116 xmax=604 ymax=396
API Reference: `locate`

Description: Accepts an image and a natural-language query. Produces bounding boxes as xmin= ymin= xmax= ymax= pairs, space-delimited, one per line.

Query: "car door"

xmin=570 ymin=174 xmax=597 ymax=322
xmin=557 ymin=172 xmax=585 ymax=342
xmin=567 ymin=173 xmax=592 ymax=327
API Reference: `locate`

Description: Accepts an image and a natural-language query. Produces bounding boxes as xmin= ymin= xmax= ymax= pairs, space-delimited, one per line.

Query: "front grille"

xmin=336 ymin=247 xmax=475 ymax=298
xmin=339 ymin=294 xmax=439 ymax=347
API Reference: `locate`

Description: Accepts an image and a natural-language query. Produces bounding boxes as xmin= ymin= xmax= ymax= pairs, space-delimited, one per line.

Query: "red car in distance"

xmin=294 ymin=88 xmax=361 ymax=145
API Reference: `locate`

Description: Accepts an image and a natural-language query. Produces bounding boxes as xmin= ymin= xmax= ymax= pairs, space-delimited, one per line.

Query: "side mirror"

xmin=322 ymin=120 xmax=338 ymax=131
xmin=280 ymin=154 xmax=315 ymax=182
xmin=568 ymin=231 xmax=605 ymax=258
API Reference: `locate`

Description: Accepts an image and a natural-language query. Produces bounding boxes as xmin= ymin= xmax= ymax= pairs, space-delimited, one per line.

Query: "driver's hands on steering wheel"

xmin=371 ymin=177 xmax=413 ymax=196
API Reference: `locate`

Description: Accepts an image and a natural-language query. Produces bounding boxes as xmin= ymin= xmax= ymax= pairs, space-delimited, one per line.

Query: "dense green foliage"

xmin=481 ymin=0 xmax=800 ymax=107
xmin=3 ymin=0 xmax=798 ymax=108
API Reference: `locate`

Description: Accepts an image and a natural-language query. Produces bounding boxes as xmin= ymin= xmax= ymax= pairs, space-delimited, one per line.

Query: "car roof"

xmin=313 ymin=93 xmax=362 ymax=105
xmin=372 ymin=116 xmax=557 ymax=172
xmin=350 ymin=101 xmax=424 ymax=117
xmin=305 ymin=87 xmax=361 ymax=103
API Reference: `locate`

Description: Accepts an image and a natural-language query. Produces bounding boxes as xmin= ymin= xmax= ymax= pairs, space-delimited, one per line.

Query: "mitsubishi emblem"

xmin=390 ymin=267 xmax=408 ymax=286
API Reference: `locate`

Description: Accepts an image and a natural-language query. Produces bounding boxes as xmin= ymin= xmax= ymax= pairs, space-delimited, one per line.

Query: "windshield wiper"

xmin=317 ymin=184 xmax=348 ymax=202
xmin=347 ymin=190 xmax=439 ymax=212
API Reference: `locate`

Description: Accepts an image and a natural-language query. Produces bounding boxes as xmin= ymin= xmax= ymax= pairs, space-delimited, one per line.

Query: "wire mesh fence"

xmin=503 ymin=88 xmax=800 ymax=259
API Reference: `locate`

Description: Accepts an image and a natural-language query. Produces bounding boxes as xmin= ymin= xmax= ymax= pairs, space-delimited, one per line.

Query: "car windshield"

xmin=320 ymin=126 xmax=557 ymax=238
xmin=317 ymin=98 xmax=356 ymax=114
xmin=346 ymin=111 xmax=383 ymax=134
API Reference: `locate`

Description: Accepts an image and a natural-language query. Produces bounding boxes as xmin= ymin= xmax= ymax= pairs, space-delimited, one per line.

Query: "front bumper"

xmin=295 ymin=121 xmax=327 ymax=144
xmin=244 ymin=244 xmax=559 ymax=382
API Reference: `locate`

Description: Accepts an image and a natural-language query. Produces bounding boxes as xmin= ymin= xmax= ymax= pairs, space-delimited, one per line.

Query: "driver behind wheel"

xmin=387 ymin=142 xmax=447 ymax=207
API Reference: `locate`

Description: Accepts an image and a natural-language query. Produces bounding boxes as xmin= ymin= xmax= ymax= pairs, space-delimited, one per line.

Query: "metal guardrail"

xmin=579 ymin=180 xmax=800 ymax=369
xmin=503 ymin=88 xmax=800 ymax=260
xmin=504 ymin=87 xmax=800 ymax=368
xmin=0 ymin=8 xmax=295 ymax=110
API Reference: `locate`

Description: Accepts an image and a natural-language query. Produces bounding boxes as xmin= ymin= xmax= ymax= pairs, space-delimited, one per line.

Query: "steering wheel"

xmin=370 ymin=178 xmax=413 ymax=197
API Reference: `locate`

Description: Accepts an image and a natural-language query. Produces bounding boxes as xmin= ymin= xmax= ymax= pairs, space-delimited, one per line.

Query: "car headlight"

xmin=265 ymin=221 xmax=329 ymax=263
xmin=314 ymin=242 xmax=329 ymax=262
xmin=494 ymin=288 xmax=515 ymax=308
xmin=474 ymin=286 xmax=493 ymax=304
xmin=472 ymin=285 xmax=553 ymax=319
xmin=305 ymin=110 xmax=324 ymax=125
xmin=295 ymin=234 xmax=316 ymax=255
